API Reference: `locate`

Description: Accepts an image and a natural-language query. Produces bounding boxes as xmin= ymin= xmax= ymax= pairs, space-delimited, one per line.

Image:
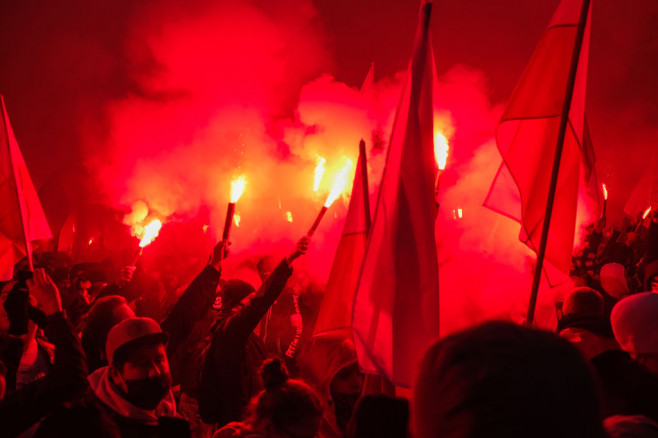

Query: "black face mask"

xmin=331 ymin=392 xmax=360 ymax=431
xmin=122 ymin=373 xmax=172 ymax=410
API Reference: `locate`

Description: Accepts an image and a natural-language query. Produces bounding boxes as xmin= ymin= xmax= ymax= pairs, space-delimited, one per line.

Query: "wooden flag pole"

xmin=527 ymin=0 xmax=591 ymax=325
xmin=1 ymin=95 xmax=34 ymax=272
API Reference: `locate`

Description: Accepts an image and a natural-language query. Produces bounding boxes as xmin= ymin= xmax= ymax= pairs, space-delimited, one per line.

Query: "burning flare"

xmin=602 ymin=183 xmax=608 ymax=201
xmin=230 ymin=176 xmax=247 ymax=203
xmin=234 ymin=213 xmax=241 ymax=227
xmin=324 ymin=159 xmax=353 ymax=208
xmin=643 ymin=207 xmax=652 ymax=220
xmin=434 ymin=131 xmax=449 ymax=171
xmin=314 ymin=157 xmax=326 ymax=192
xmin=287 ymin=211 xmax=293 ymax=223
xmin=139 ymin=219 xmax=163 ymax=248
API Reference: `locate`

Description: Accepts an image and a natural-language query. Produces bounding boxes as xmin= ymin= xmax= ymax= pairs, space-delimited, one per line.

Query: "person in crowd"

xmin=557 ymin=287 xmax=658 ymax=422
xmin=213 ymin=357 xmax=323 ymax=438
xmin=611 ymin=292 xmax=658 ymax=376
xmin=81 ymin=295 xmax=136 ymax=373
xmin=604 ymin=415 xmax=658 ymax=438
xmin=298 ymin=334 xmax=364 ymax=438
xmin=0 ymin=268 xmax=88 ymax=437
xmin=199 ymin=236 xmax=310 ymax=428
xmin=36 ymin=240 xmax=229 ymax=437
xmin=414 ymin=321 xmax=607 ymax=438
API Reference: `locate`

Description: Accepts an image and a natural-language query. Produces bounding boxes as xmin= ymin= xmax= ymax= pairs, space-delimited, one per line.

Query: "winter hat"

xmin=611 ymin=292 xmax=658 ymax=356
xmin=105 ymin=317 xmax=168 ymax=365
xmin=217 ymin=279 xmax=255 ymax=310
xmin=600 ymin=263 xmax=629 ymax=298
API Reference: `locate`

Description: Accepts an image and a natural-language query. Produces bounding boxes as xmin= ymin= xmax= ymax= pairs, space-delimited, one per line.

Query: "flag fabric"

xmin=351 ymin=2 xmax=439 ymax=388
xmin=0 ymin=96 xmax=52 ymax=280
xmin=314 ymin=142 xmax=370 ymax=338
xmin=624 ymin=151 xmax=658 ymax=217
xmin=484 ymin=0 xmax=595 ymax=284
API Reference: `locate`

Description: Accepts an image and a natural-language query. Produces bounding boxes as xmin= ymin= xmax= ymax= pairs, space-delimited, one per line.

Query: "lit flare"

xmin=434 ymin=132 xmax=449 ymax=171
xmin=324 ymin=159 xmax=353 ymax=208
xmin=602 ymin=183 xmax=608 ymax=201
xmin=314 ymin=157 xmax=326 ymax=192
xmin=139 ymin=219 xmax=163 ymax=248
xmin=643 ymin=207 xmax=652 ymax=220
xmin=230 ymin=176 xmax=246 ymax=203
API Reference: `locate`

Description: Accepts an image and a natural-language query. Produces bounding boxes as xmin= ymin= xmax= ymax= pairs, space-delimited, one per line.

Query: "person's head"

xmin=414 ymin=321 xmax=606 ymax=438
xmin=82 ymin=295 xmax=135 ymax=368
xmin=218 ymin=279 xmax=256 ymax=311
xmin=257 ymin=255 xmax=278 ymax=282
xmin=562 ymin=287 xmax=605 ymax=317
xmin=106 ymin=317 xmax=171 ymax=410
xmin=611 ymin=292 xmax=658 ymax=375
xmin=250 ymin=358 xmax=323 ymax=438
xmin=599 ymin=263 xmax=630 ymax=298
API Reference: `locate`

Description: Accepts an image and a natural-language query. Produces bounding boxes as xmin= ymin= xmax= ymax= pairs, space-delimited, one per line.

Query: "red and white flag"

xmin=0 ymin=96 xmax=52 ymax=280
xmin=351 ymin=2 xmax=439 ymax=388
xmin=314 ymin=141 xmax=370 ymax=338
xmin=484 ymin=0 xmax=597 ymax=284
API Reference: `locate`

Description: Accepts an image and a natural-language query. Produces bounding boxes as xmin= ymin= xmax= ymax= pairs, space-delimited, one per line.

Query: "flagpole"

xmin=527 ymin=0 xmax=591 ymax=325
xmin=1 ymin=95 xmax=34 ymax=272
xmin=359 ymin=139 xmax=372 ymax=234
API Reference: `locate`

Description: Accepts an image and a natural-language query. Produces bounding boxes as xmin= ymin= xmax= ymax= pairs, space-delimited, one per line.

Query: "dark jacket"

xmin=1 ymin=312 xmax=88 ymax=437
xmin=199 ymin=258 xmax=293 ymax=426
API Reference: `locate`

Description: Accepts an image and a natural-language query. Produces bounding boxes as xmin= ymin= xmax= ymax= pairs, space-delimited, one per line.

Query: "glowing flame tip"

xmin=230 ymin=176 xmax=247 ymax=203
xmin=602 ymin=183 xmax=608 ymax=201
xmin=139 ymin=219 xmax=162 ymax=248
xmin=324 ymin=159 xmax=353 ymax=208
xmin=434 ymin=132 xmax=449 ymax=170
xmin=642 ymin=207 xmax=652 ymax=220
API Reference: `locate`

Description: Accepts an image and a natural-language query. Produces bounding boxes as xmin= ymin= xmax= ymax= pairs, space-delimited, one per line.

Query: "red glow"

xmin=602 ymin=183 xmax=608 ymax=201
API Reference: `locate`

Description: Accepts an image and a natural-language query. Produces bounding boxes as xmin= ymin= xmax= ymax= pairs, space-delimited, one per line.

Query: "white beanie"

xmin=611 ymin=292 xmax=658 ymax=356
xmin=600 ymin=263 xmax=629 ymax=299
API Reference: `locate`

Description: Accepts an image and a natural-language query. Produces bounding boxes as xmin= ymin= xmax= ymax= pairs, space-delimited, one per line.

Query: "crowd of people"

xmin=0 ymin=205 xmax=656 ymax=438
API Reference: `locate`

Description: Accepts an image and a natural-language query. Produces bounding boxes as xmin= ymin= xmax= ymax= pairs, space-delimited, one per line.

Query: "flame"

xmin=286 ymin=211 xmax=293 ymax=222
xmin=434 ymin=131 xmax=449 ymax=170
xmin=88 ymin=238 xmax=93 ymax=246
xmin=602 ymin=183 xmax=608 ymax=201
xmin=234 ymin=212 xmax=241 ymax=227
xmin=643 ymin=207 xmax=652 ymax=220
xmin=139 ymin=219 xmax=163 ymax=248
xmin=202 ymin=224 xmax=209 ymax=234
xmin=230 ymin=176 xmax=246 ymax=203
xmin=314 ymin=157 xmax=326 ymax=192
xmin=457 ymin=208 xmax=463 ymax=219
xmin=324 ymin=159 xmax=353 ymax=208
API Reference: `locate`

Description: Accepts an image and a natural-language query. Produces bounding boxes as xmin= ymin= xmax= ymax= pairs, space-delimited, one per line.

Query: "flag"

xmin=484 ymin=0 xmax=595 ymax=284
xmin=624 ymin=151 xmax=658 ymax=217
xmin=314 ymin=140 xmax=370 ymax=337
xmin=0 ymin=96 xmax=52 ymax=280
xmin=351 ymin=2 xmax=439 ymax=388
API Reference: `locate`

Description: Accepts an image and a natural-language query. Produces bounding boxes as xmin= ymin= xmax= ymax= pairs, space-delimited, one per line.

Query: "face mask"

xmin=331 ymin=392 xmax=360 ymax=431
xmin=122 ymin=373 xmax=172 ymax=410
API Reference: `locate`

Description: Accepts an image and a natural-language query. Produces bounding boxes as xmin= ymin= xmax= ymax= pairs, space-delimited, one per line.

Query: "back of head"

xmin=563 ymin=287 xmax=605 ymax=317
xmin=219 ymin=279 xmax=255 ymax=310
xmin=600 ymin=263 xmax=630 ymax=298
xmin=604 ymin=415 xmax=658 ymax=438
xmin=611 ymin=292 xmax=658 ymax=357
xmin=81 ymin=295 xmax=135 ymax=370
xmin=252 ymin=358 xmax=322 ymax=433
xmin=413 ymin=321 xmax=605 ymax=438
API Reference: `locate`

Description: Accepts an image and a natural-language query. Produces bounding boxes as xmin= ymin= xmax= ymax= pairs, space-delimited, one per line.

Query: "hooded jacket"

xmin=298 ymin=335 xmax=359 ymax=438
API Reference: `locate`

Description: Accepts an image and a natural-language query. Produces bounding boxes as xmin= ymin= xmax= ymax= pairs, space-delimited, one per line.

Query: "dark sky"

xmin=1 ymin=0 xmax=656 ymax=220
